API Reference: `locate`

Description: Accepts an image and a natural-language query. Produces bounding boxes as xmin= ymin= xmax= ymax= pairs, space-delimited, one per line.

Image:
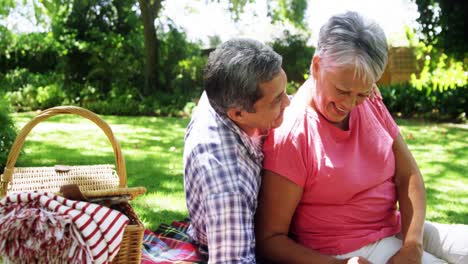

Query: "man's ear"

xmin=311 ymin=55 xmax=320 ymax=79
xmin=226 ymin=107 xmax=244 ymax=123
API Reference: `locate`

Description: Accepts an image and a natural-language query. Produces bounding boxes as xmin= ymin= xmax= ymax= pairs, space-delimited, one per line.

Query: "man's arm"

xmin=255 ymin=170 xmax=371 ymax=264
xmin=388 ymin=133 xmax=426 ymax=263
xmin=205 ymin=191 xmax=256 ymax=263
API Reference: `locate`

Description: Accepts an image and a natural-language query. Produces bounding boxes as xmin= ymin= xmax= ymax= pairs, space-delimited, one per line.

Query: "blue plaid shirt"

xmin=183 ymin=93 xmax=264 ymax=263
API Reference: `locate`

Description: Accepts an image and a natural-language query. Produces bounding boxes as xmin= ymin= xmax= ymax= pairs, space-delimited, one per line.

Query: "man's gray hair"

xmin=315 ymin=11 xmax=388 ymax=84
xmin=204 ymin=38 xmax=282 ymax=115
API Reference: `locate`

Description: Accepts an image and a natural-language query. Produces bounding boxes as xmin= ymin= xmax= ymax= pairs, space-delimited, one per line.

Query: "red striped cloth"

xmin=0 ymin=192 xmax=129 ymax=263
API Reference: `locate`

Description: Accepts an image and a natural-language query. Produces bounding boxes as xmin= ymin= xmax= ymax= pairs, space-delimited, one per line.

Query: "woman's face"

xmin=312 ymin=57 xmax=373 ymax=125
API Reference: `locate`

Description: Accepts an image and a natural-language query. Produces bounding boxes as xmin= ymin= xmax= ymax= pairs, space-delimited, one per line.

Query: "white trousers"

xmin=333 ymin=221 xmax=468 ymax=264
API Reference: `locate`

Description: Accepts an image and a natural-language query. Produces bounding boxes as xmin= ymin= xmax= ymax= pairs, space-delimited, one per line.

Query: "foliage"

xmin=11 ymin=113 xmax=468 ymax=227
xmin=380 ymin=82 xmax=467 ymax=123
xmin=83 ymin=93 xmax=141 ymax=116
xmin=156 ymin=22 xmax=203 ymax=92
xmin=1 ymin=69 xmax=66 ymax=111
xmin=414 ymin=0 xmax=467 ymax=61
xmin=0 ymin=95 xmax=18 ymax=173
xmin=0 ymin=0 xmax=313 ymax=116
xmin=0 ymin=0 xmax=206 ymax=116
xmin=269 ymin=30 xmax=314 ymax=92
xmin=402 ymin=28 xmax=467 ymax=119
xmin=77 ymin=21 xmax=205 ymax=116
xmin=55 ymin=0 xmax=145 ymax=96
xmin=222 ymin=0 xmax=308 ymax=29
xmin=0 ymin=0 xmax=15 ymax=16
xmin=0 ymin=32 xmax=61 ymax=73
xmin=267 ymin=0 xmax=308 ymax=29
xmin=410 ymin=53 xmax=466 ymax=92
xmin=35 ymin=83 xmax=66 ymax=109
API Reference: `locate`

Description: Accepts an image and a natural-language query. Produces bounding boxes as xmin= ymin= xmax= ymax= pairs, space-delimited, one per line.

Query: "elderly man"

xmin=183 ymin=38 xmax=290 ymax=263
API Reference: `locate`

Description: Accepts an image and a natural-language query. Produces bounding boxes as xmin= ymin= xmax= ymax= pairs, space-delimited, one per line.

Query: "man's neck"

xmin=234 ymin=121 xmax=259 ymax=137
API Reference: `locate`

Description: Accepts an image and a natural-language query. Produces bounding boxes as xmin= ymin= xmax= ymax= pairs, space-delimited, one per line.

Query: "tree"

xmin=415 ymin=0 xmax=467 ymax=61
xmin=136 ymin=0 xmax=308 ymax=96
xmin=270 ymin=30 xmax=314 ymax=85
xmin=2 ymin=0 xmax=308 ymax=97
xmin=0 ymin=0 xmax=15 ymax=16
xmin=267 ymin=0 xmax=308 ymax=29
xmin=138 ymin=0 xmax=163 ymax=96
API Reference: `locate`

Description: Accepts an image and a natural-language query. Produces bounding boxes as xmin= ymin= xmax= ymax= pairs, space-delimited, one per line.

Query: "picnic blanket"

xmin=0 ymin=192 xmax=129 ymax=264
xmin=141 ymin=220 xmax=207 ymax=264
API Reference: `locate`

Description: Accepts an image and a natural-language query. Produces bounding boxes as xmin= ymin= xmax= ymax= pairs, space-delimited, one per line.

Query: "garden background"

xmin=0 ymin=0 xmax=466 ymax=229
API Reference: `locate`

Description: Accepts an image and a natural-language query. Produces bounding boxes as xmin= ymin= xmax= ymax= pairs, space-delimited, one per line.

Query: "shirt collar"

xmin=196 ymin=92 xmax=265 ymax=162
xmin=213 ymin=106 xmax=265 ymax=163
xmin=199 ymin=92 xmax=265 ymax=163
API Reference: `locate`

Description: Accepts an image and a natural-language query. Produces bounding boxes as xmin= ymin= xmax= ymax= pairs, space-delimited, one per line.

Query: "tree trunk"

xmin=138 ymin=0 xmax=163 ymax=96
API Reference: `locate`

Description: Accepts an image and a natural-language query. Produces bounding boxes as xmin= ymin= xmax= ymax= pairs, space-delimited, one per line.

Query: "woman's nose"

xmin=342 ymin=95 xmax=357 ymax=110
xmin=282 ymin=93 xmax=291 ymax=108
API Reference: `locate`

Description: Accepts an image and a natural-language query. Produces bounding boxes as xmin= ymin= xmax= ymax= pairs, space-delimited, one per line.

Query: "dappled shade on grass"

xmin=397 ymin=119 xmax=467 ymax=224
xmin=12 ymin=113 xmax=189 ymax=230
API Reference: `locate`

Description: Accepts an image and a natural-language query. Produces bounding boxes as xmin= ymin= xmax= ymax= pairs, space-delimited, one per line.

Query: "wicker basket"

xmin=0 ymin=106 xmax=146 ymax=264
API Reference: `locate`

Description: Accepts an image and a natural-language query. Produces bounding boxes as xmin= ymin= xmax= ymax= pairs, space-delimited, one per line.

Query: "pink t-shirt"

xmin=262 ymin=92 xmax=401 ymax=255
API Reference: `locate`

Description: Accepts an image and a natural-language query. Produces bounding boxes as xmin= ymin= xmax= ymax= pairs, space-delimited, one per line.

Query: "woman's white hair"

xmin=314 ymin=11 xmax=388 ymax=84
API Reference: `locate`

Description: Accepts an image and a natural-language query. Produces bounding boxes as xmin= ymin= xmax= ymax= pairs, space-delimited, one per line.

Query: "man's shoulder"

xmin=184 ymin=117 xmax=242 ymax=166
xmin=185 ymin=104 xmax=242 ymax=151
xmin=185 ymin=118 xmax=238 ymax=153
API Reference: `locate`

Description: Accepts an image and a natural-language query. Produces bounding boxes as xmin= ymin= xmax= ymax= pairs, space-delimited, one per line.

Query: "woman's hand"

xmin=387 ymin=242 xmax=423 ymax=264
xmin=334 ymin=256 xmax=372 ymax=264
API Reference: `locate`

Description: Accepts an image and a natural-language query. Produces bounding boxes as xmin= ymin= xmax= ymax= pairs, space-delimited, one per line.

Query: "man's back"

xmin=182 ymin=38 xmax=288 ymax=263
xmin=183 ymin=93 xmax=263 ymax=263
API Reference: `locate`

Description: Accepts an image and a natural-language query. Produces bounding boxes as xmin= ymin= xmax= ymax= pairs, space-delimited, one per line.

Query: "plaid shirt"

xmin=183 ymin=93 xmax=263 ymax=263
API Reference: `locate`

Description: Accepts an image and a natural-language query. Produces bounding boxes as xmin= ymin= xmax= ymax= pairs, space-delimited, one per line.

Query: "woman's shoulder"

xmin=266 ymin=107 xmax=315 ymax=153
xmin=360 ymin=85 xmax=389 ymax=117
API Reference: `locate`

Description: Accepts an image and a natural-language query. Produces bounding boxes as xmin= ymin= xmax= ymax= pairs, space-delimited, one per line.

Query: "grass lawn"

xmin=9 ymin=112 xmax=468 ymax=230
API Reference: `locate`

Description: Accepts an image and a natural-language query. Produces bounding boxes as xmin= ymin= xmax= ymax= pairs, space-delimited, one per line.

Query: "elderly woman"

xmin=256 ymin=11 xmax=468 ymax=264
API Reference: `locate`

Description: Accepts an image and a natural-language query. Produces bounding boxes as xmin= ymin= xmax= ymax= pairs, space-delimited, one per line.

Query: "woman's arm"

xmin=389 ymin=134 xmax=427 ymax=263
xmin=255 ymin=170 xmax=370 ymax=264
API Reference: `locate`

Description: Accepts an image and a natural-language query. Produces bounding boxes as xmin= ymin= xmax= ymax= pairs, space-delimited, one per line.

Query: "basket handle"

xmin=1 ymin=106 xmax=127 ymax=195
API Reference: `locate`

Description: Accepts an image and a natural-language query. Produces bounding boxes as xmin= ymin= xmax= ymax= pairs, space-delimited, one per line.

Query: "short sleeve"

xmin=370 ymin=86 xmax=399 ymax=139
xmin=262 ymin=120 xmax=309 ymax=188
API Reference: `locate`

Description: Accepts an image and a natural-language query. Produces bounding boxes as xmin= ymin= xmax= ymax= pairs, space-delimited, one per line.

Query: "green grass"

xmin=396 ymin=119 xmax=468 ymax=224
xmin=10 ymin=112 xmax=190 ymax=230
xmin=8 ymin=113 xmax=468 ymax=230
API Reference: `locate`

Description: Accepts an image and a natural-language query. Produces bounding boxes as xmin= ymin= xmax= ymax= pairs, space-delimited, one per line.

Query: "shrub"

xmin=5 ymin=84 xmax=40 ymax=111
xmin=170 ymin=55 xmax=206 ymax=102
xmin=0 ymin=95 xmax=18 ymax=173
xmin=269 ymin=30 xmax=314 ymax=85
xmin=36 ymin=84 xmax=66 ymax=109
xmin=82 ymin=88 xmax=140 ymax=116
xmin=411 ymin=53 xmax=467 ymax=93
xmin=380 ymin=83 xmax=467 ymax=122
xmin=2 ymin=69 xmax=66 ymax=111
xmin=0 ymin=32 xmax=61 ymax=73
xmin=0 ymin=68 xmax=62 ymax=93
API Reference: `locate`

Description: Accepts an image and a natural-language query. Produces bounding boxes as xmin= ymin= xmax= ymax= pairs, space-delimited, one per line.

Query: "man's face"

xmin=313 ymin=64 xmax=372 ymax=125
xmin=236 ymin=68 xmax=290 ymax=135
